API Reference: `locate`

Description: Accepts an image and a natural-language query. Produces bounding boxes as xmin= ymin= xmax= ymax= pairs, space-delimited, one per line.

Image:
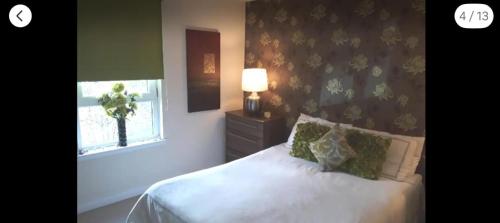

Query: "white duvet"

xmin=127 ymin=143 xmax=423 ymax=223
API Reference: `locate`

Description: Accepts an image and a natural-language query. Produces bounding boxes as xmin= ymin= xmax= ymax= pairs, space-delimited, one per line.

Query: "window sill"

xmin=77 ymin=139 xmax=167 ymax=162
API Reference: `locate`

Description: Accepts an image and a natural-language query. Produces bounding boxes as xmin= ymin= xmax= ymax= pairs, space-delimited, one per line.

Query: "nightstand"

xmin=225 ymin=110 xmax=285 ymax=162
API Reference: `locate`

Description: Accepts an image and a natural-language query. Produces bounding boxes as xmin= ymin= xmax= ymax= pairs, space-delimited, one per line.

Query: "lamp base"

xmin=244 ymin=92 xmax=261 ymax=116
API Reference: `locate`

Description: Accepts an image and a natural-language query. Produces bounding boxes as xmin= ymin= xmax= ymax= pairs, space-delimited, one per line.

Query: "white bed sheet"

xmin=127 ymin=143 xmax=424 ymax=223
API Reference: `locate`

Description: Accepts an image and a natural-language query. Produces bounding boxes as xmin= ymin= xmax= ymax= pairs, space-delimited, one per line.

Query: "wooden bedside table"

xmin=225 ymin=110 xmax=285 ymax=162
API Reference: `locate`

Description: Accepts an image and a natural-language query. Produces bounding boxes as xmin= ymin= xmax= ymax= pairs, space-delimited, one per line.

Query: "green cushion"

xmin=309 ymin=126 xmax=357 ymax=171
xmin=337 ymin=129 xmax=392 ymax=180
xmin=290 ymin=122 xmax=331 ymax=162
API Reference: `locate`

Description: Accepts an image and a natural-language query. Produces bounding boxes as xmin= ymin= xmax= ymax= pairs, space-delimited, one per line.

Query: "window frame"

xmin=77 ymin=80 xmax=163 ymax=154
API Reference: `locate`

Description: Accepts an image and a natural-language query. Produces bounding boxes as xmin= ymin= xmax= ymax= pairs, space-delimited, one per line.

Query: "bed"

xmin=127 ymin=143 xmax=424 ymax=223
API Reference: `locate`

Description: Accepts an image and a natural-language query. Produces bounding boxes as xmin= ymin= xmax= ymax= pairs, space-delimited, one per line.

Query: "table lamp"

xmin=242 ymin=68 xmax=268 ymax=116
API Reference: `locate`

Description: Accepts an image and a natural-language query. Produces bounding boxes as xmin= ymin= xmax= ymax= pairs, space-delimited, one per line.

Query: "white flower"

xmin=273 ymin=39 xmax=280 ymax=49
xmin=325 ymin=63 xmax=334 ymax=74
xmin=345 ymin=89 xmax=355 ymax=100
xmin=398 ymin=95 xmax=409 ymax=107
xmin=245 ymin=52 xmax=256 ymax=65
xmin=349 ymin=54 xmax=368 ymax=71
xmin=303 ymin=99 xmax=318 ymax=114
xmin=394 ymin=113 xmax=417 ymax=131
xmin=306 ymin=53 xmax=323 ymax=69
xmin=355 ymin=0 xmax=375 ymax=17
xmin=260 ymin=32 xmax=272 ymax=46
xmin=403 ymin=56 xmax=425 ymax=76
xmin=270 ymin=81 xmax=278 ymax=90
xmin=380 ymin=26 xmax=402 ymax=46
xmin=258 ymin=20 xmax=265 ymax=28
xmin=272 ymin=52 xmax=285 ymax=67
xmin=288 ymin=75 xmax=303 ymax=90
xmin=344 ymin=105 xmax=362 ymax=121
xmin=291 ymin=30 xmax=306 ymax=45
xmin=373 ymin=82 xmax=394 ymax=100
xmin=326 ymin=78 xmax=344 ymax=95
xmin=274 ymin=8 xmax=288 ymax=23
xmin=287 ymin=62 xmax=294 ymax=71
xmin=331 ymin=28 xmax=349 ymax=46
xmin=270 ymin=94 xmax=283 ymax=107
xmin=311 ymin=5 xmax=327 ymax=20
xmin=405 ymin=37 xmax=419 ymax=49
xmin=372 ymin=66 xmax=383 ymax=77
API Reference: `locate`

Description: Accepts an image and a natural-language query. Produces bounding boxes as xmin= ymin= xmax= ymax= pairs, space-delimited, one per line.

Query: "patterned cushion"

xmin=309 ymin=126 xmax=357 ymax=171
xmin=337 ymin=129 xmax=392 ymax=180
xmin=289 ymin=122 xmax=331 ymax=162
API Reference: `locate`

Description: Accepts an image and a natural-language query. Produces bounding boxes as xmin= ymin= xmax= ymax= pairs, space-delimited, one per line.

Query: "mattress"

xmin=127 ymin=143 xmax=424 ymax=223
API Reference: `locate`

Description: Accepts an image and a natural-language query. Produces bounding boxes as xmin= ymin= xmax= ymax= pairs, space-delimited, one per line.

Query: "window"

xmin=77 ymin=80 xmax=163 ymax=155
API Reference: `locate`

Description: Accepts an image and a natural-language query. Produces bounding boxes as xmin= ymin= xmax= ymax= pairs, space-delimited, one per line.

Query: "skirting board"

xmin=78 ymin=184 xmax=150 ymax=214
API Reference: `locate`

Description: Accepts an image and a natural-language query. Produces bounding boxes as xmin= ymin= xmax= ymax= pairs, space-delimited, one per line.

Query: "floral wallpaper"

xmin=245 ymin=0 xmax=425 ymax=136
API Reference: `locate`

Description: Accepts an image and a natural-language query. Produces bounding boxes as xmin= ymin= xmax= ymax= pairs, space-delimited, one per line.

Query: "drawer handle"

xmin=227 ymin=132 xmax=258 ymax=144
xmin=229 ymin=119 xmax=257 ymax=129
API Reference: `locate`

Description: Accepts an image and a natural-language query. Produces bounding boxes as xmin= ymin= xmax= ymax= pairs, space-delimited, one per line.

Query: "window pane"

xmin=80 ymin=80 xmax=149 ymax=97
xmin=79 ymin=101 xmax=156 ymax=149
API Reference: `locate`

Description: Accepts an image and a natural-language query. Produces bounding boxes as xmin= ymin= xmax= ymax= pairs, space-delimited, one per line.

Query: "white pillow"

xmin=392 ymin=134 xmax=425 ymax=175
xmin=344 ymin=126 xmax=423 ymax=181
xmin=286 ymin=113 xmax=352 ymax=148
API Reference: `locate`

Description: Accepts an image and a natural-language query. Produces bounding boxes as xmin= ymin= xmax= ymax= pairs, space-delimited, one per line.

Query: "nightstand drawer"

xmin=226 ymin=131 xmax=263 ymax=154
xmin=226 ymin=115 xmax=263 ymax=138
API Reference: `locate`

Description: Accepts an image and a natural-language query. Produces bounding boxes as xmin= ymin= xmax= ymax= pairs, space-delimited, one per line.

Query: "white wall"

xmin=77 ymin=0 xmax=245 ymax=213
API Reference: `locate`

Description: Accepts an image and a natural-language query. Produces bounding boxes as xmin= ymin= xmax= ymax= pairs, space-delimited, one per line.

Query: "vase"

xmin=117 ymin=118 xmax=127 ymax=147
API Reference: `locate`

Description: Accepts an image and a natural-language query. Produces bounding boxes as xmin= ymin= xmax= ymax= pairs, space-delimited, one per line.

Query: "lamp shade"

xmin=242 ymin=68 xmax=268 ymax=92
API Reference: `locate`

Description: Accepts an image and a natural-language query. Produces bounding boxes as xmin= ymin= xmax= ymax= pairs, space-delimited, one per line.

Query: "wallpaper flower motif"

xmin=245 ymin=0 xmax=425 ymax=136
xmin=344 ymin=105 xmax=362 ymax=121
xmin=246 ymin=52 xmax=256 ymax=65
xmin=273 ymin=52 xmax=285 ymax=67
xmin=345 ymin=89 xmax=355 ymax=100
xmin=331 ymin=28 xmax=349 ymax=46
xmin=373 ymin=82 xmax=394 ymax=100
xmin=355 ymin=0 xmax=375 ymax=17
xmin=394 ymin=113 xmax=417 ymax=131
xmin=398 ymin=95 xmax=409 ymax=107
xmin=372 ymin=66 xmax=383 ymax=77
xmin=270 ymin=94 xmax=283 ymax=107
xmin=291 ymin=31 xmax=306 ymax=45
xmin=303 ymin=99 xmax=318 ymax=113
xmin=405 ymin=37 xmax=419 ymax=49
xmin=275 ymin=9 xmax=288 ymax=23
xmin=306 ymin=53 xmax=323 ymax=69
xmin=288 ymin=75 xmax=303 ymax=90
xmin=403 ymin=56 xmax=425 ymax=76
xmin=311 ymin=5 xmax=327 ymax=20
xmin=351 ymin=37 xmax=361 ymax=48
xmin=326 ymin=78 xmax=344 ymax=95
xmin=260 ymin=32 xmax=272 ymax=46
xmin=380 ymin=26 xmax=402 ymax=46
xmin=349 ymin=54 xmax=368 ymax=71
